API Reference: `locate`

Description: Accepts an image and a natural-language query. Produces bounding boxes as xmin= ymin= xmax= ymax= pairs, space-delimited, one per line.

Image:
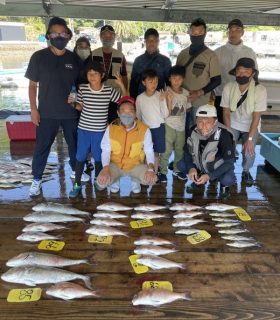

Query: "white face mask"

xmin=77 ymin=48 xmax=91 ymax=61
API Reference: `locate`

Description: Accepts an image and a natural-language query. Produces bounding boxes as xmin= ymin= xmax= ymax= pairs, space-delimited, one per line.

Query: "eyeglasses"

xmin=49 ymin=32 xmax=70 ymax=39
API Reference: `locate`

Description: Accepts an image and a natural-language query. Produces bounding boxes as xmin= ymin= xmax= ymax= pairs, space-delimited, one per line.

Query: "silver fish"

xmin=218 ymin=228 xmax=249 ymax=235
xmin=173 ymin=212 xmax=205 ymax=219
xmin=46 ymin=282 xmax=99 ymax=300
xmin=90 ymin=218 xmax=126 ymax=227
xmin=86 ymin=225 xmax=128 ymax=237
xmin=131 ymin=212 xmax=168 ymax=220
xmin=169 ymin=203 xmax=201 ymax=211
xmin=221 ymin=235 xmax=255 ymax=241
xmin=96 ymin=202 xmax=132 ymax=211
xmin=132 ymin=288 xmax=191 ymax=306
xmin=32 ymin=202 xmax=90 ymax=216
xmin=23 ymin=212 xmax=84 ymax=223
xmin=137 ymin=255 xmax=185 ymax=270
xmin=22 ymin=223 xmax=67 ymax=233
xmin=215 ymin=222 xmax=241 ymax=228
xmin=1 ymin=266 xmax=92 ymax=289
xmin=134 ymin=236 xmax=174 ymax=246
xmin=175 ymin=228 xmax=201 ymax=235
xmin=172 ymin=219 xmax=205 ymax=227
xmin=134 ymin=245 xmax=177 ymax=256
xmin=212 ymin=218 xmax=240 ymax=223
xmin=226 ymin=241 xmax=261 ymax=248
xmin=93 ymin=212 xmax=127 ymax=219
xmin=205 ymin=203 xmax=238 ymax=211
xmin=6 ymin=252 xmax=89 ymax=267
xmin=209 ymin=212 xmax=236 ymax=217
xmin=16 ymin=232 xmax=62 ymax=242
xmin=134 ymin=204 xmax=166 ymax=211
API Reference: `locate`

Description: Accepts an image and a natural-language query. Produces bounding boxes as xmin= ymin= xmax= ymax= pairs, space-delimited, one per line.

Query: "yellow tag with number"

xmin=88 ymin=235 xmax=113 ymax=244
xmin=129 ymin=254 xmax=149 ymax=274
xmin=130 ymin=219 xmax=153 ymax=229
xmin=38 ymin=240 xmax=65 ymax=251
xmin=234 ymin=208 xmax=251 ymax=221
xmin=142 ymin=281 xmax=173 ymax=291
xmin=7 ymin=288 xmax=42 ymax=303
xmin=187 ymin=230 xmax=211 ymax=245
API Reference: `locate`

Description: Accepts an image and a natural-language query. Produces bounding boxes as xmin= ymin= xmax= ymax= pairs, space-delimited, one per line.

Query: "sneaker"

xmin=157 ymin=173 xmax=167 ymax=183
xmin=29 ymin=179 xmax=42 ymax=197
xmin=71 ymin=171 xmax=91 ymax=183
xmin=173 ymin=171 xmax=188 ymax=181
xmin=131 ymin=179 xmax=141 ymax=194
xmin=220 ymin=186 xmax=230 ymax=199
xmin=69 ymin=183 xmax=82 ymax=198
xmin=110 ymin=180 xmax=120 ymax=193
xmin=242 ymin=171 xmax=254 ymax=185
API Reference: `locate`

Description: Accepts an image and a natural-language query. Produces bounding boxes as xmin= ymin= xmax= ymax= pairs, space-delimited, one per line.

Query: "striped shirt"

xmin=77 ymin=83 xmax=120 ymax=132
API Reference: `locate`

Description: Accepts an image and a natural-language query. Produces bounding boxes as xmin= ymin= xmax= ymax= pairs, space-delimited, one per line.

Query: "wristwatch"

xmin=248 ymin=137 xmax=253 ymax=141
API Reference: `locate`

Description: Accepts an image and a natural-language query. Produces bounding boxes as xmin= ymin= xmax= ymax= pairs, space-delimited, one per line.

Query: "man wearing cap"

xmin=96 ymin=96 xmax=157 ymax=194
xmin=176 ymin=18 xmax=221 ymax=132
xmin=178 ymin=104 xmax=235 ymax=198
xmin=25 ymin=17 xmax=85 ymax=197
xmin=214 ymin=19 xmax=258 ymax=123
xmin=129 ymin=28 xmax=171 ymax=99
xmin=91 ymin=25 xmax=128 ymax=123
xmin=221 ymin=57 xmax=267 ymax=185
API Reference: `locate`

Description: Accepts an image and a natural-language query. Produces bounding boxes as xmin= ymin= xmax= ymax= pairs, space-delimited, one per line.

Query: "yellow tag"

xmin=234 ymin=208 xmax=251 ymax=221
xmin=38 ymin=240 xmax=65 ymax=251
xmin=142 ymin=281 xmax=173 ymax=291
xmin=7 ymin=288 xmax=42 ymax=303
xmin=88 ymin=235 xmax=113 ymax=244
xmin=187 ymin=230 xmax=211 ymax=245
xmin=129 ymin=254 xmax=149 ymax=274
xmin=130 ymin=219 xmax=153 ymax=229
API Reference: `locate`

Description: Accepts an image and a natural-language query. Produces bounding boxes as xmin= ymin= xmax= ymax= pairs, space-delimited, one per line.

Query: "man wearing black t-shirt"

xmin=25 ymin=17 xmax=85 ymax=197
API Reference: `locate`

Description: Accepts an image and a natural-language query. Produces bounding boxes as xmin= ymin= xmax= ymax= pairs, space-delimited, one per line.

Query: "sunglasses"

xmin=49 ymin=32 xmax=70 ymax=39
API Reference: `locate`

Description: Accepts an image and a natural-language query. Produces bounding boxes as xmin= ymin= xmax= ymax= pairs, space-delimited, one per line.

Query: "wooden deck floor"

xmin=0 ymin=119 xmax=280 ymax=319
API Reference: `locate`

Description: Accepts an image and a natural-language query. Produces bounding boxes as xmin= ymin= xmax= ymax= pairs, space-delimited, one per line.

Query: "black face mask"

xmin=50 ymin=37 xmax=68 ymax=50
xmin=190 ymin=34 xmax=205 ymax=47
xmin=236 ymin=76 xmax=250 ymax=85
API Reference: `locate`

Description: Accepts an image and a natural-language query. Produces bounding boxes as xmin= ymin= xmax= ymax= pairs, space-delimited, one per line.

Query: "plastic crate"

xmin=260 ymin=132 xmax=280 ymax=172
xmin=5 ymin=115 xmax=36 ymax=141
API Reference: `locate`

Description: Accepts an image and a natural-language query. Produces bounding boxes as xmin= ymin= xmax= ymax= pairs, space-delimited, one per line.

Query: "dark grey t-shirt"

xmin=25 ymin=48 xmax=82 ymax=119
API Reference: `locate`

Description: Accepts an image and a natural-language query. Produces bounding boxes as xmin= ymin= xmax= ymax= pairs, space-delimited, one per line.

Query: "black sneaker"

xmin=173 ymin=171 xmax=188 ymax=181
xmin=220 ymin=186 xmax=230 ymax=199
xmin=157 ymin=173 xmax=167 ymax=183
xmin=242 ymin=171 xmax=254 ymax=186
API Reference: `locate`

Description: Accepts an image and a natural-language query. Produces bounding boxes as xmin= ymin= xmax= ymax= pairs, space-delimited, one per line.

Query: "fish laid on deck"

xmin=134 ymin=236 xmax=174 ymax=246
xmin=132 ymin=289 xmax=191 ymax=306
xmin=221 ymin=235 xmax=256 ymax=241
xmin=226 ymin=241 xmax=261 ymax=248
xmin=90 ymin=218 xmax=126 ymax=227
xmin=172 ymin=219 xmax=205 ymax=227
xmin=175 ymin=228 xmax=201 ymax=235
xmin=22 ymin=223 xmax=68 ymax=233
xmin=218 ymin=228 xmax=249 ymax=234
xmin=93 ymin=212 xmax=127 ymax=219
xmin=32 ymin=202 xmax=90 ymax=216
xmin=16 ymin=232 xmax=63 ymax=242
xmin=169 ymin=203 xmax=202 ymax=211
xmin=215 ymin=222 xmax=241 ymax=228
xmin=96 ymin=202 xmax=132 ymax=211
xmin=134 ymin=245 xmax=177 ymax=256
xmin=209 ymin=212 xmax=236 ymax=217
xmin=134 ymin=204 xmax=167 ymax=211
xmin=211 ymin=218 xmax=240 ymax=223
xmin=173 ymin=212 xmax=205 ymax=219
xmin=205 ymin=203 xmax=239 ymax=211
xmin=86 ymin=226 xmax=128 ymax=237
xmin=137 ymin=255 xmax=185 ymax=270
xmin=131 ymin=212 xmax=168 ymax=220
xmin=23 ymin=212 xmax=85 ymax=223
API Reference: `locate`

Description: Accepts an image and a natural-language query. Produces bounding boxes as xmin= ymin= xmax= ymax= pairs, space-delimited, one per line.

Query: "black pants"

xmin=32 ymin=118 xmax=78 ymax=179
xmin=214 ymin=96 xmax=224 ymax=124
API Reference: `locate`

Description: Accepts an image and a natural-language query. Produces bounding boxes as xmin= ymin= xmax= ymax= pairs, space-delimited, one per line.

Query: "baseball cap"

xmin=118 ymin=96 xmax=136 ymax=107
xmin=100 ymin=25 xmax=115 ymax=34
xmin=229 ymin=57 xmax=258 ymax=75
xmin=196 ymin=104 xmax=217 ymax=118
xmin=228 ymin=19 xmax=244 ymax=29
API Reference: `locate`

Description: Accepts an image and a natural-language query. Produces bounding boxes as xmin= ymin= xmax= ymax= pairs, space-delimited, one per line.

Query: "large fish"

xmin=226 ymin=241 xmax=261 ymax=248
xmin=1 ymin=266 xmax=92 ymax=289
xmin=221 ymin=235 xmax=256 ymax=241
xmin=205 ymin=203 xmax=239 ymax=211
xmin=22 ymin=223 xmax=67 ymax=233
xmin=86 ymin=226 xmax=128 ymax=237
xmin=169 ymin=203 xmax=201 ymax=211
xmin=96 ymin=202 xmax=132 ymax=211
xmin=90 ymin=218 xmax=126 ymax=227
xmin=32 ymin=202 xmax=90 ymax=216
xmin=175 ymin=228 xmax=201 ymax=235
xmin=132 ymin=288 xmax=191 ymax=306
xmin=134 ymin=204 xmax=166 ymax=211
xmin=23 ymin=212 xmax=84 ymax=223
xmin=93 ymin=212 xmax=127 ymax=219
xmin=131 ymin=212 xmax=168 ymax=220
xmin=46 ymin=282 xmax=99 ymax=300
xmin=16 ymin=232 xmax=62 ymax=242
xmin=134 ymin=236 xmax=174 ymax=246
xmin=137 ymin=255 xmax=185 ymax=270
xmin=218 ymin=228 xmax=249 ymax=235
xmin=172 ymin=219 xmax=205 ymax=228
xmin=215 ymin=222 xmax=241 ymax=228
xmin=6 ymin=252 xmax=89 ymax=268
xmin=134 ymin=245 xmax=177 ymax=256
xmin=173 ymin=212 xmax=205 ymax=219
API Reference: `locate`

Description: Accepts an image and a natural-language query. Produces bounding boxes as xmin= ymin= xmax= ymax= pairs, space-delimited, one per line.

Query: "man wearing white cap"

xmin=178 ymin=104 xmax=235 ymax=198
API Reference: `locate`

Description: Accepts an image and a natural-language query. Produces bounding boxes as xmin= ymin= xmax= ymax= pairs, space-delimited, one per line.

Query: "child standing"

xmin=69 ymin=61 xmax=126 ymax=198
xmin=135 ymin=69 xmax=169 ymax=173
xmin=158 ymin=65 xmax=191 ymax=183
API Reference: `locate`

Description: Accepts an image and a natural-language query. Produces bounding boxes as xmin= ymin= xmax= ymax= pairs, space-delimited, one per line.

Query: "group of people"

xmin=25 ymin=16 xmax=267 ymax=199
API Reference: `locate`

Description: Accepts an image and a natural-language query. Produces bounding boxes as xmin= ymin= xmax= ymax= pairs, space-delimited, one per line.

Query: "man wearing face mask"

xmin=25 ymin=17 xmax=83 ymax=197
xmin=221 ymin=58 xmax=267 ymax=185
xmin=178 ymin=105 xmax=235 ymax=199
xmin=176 ymin=18 xmax=221 ymax=134
xmin=96 ymin=96 xmax=157 ymax=194
xmin=91 ymin=25 xmax=128 ymax=123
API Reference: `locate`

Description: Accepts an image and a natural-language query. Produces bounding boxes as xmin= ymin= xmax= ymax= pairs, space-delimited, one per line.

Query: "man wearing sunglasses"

xmin=25 ymin=17 xmax=84 ymax=197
